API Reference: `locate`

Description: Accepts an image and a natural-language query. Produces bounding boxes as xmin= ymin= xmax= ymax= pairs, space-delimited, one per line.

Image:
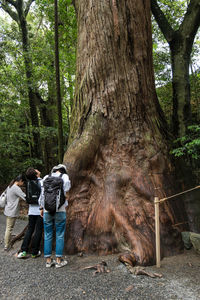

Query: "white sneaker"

xmin=32 ymin=250 xmax=41 ymax=258
xmin=46 ymin=259 xmax=55 ymax=268
xmin=55 ymin=259 xmax=68 ymax=268
xmin=17 ymin=251 xmax=27 ymax=259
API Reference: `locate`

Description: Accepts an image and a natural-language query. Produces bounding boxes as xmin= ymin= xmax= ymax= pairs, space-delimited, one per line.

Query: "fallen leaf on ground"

xmin=125 ymin=285 xmax=134 ymax=292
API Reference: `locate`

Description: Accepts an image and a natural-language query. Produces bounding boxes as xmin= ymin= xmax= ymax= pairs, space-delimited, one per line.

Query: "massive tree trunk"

xmin=64 ymin=0 xmax=186 ymax=266
xmin=151 ymin=0 xmax=200 ymax=137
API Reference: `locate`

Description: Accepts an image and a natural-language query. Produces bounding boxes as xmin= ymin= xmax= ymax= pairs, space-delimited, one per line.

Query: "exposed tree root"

xmin=125 ymin=264 xmax=163 ymax=278
xmin=81 ymin=261 xmax=110 ymax=275
xmin=10 ymin=225 xmax=28 ymax=247
xmin=64 ymin=140 xmax=185 ymax=265
xmin=119 ymin=252 xmax=137 ymax=267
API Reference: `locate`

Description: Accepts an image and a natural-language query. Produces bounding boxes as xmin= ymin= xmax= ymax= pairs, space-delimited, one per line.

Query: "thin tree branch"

xmin=2 ymin=0 xmax=17 ymax=8
xmin=151 ymin=0 xmax=175 ymax=42
xmin=24 ymin=0 xmax=35 ymax=17
xmin=0 ymin=0 xmax=18 ymax=22
xmin=179 ymin=0 xmax=200 ymax=42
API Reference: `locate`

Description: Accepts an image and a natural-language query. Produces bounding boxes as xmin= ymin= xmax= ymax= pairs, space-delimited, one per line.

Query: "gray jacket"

xmin=4 ymin=184 xmax=26 ymax=217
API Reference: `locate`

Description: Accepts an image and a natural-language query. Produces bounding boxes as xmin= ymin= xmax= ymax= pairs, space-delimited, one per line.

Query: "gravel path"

xmin=0 ymin=214 xmax=200 ymax=300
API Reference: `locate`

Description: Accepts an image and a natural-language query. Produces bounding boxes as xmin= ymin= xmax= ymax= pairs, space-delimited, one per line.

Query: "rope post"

xmin=154 ymin=196 xmax=160 ymax=268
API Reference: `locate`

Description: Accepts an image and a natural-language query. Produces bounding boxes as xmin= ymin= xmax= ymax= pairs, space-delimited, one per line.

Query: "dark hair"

xmin=26 ymin=167 xmax=37 ymax=180
xmin=9 ymin=173 xmax=26 ymax=187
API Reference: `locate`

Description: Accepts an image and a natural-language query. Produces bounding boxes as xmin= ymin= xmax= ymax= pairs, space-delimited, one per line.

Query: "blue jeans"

xmin=43 ymin=212 xmax=66 ymax=258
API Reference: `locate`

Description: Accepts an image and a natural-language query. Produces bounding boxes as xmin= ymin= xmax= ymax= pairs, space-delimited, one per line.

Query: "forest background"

xmin=0 ymin=0 xmax=199 ymax=184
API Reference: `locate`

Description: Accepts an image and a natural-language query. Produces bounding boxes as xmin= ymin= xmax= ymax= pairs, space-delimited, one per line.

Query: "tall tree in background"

xmin=54 ymin=0 xmax=64 ymax=162
xmin=64 ymin=0 xmax=186 ymax=265
xmin=0 ymin=0 xmax=75 ymax=172
xmin=151 ymin=0 xmax=200 ymax=137
xmin=0 ymin=0 xmax=42 ymax=158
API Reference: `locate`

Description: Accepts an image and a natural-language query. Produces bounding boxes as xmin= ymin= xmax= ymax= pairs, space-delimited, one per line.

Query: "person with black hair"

xmin=39 ymin=164 xmax=71 ymax=268
xmin=4 ymin=174 xmax=26 ymax=251
xmin=17 ymin=167 xmax=43 ymax=259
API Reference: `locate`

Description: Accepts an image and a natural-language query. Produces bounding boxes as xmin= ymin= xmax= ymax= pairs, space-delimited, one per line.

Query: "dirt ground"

xmin=0 ymin=202 xmax=200 ymax=300
xmin=0 ymin=212 xmax=200 ymax=299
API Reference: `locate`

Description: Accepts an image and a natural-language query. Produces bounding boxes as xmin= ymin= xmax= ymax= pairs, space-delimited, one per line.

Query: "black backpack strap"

xmin=37 ymin=178 xmax=42 ymax=190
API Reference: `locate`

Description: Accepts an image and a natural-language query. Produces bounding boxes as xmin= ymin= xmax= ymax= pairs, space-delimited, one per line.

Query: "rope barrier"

xmin=154 ymin=184 xmax=200 ymax=268
xmin=159 ymin=185 xmax=200 ymax=203
xmin=172 ymin=221 xmax=188 ymax=227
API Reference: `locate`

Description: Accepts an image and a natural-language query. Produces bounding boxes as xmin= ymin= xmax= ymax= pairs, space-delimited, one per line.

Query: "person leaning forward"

xmin=39 ymin=164 xmax=71 ymax=268
xmin=4 ymin=174 xmax=26 ymax=251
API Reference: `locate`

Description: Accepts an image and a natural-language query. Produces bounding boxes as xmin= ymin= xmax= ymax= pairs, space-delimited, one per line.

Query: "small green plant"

xmin=171 ymin=125 xmax=200 ymax=160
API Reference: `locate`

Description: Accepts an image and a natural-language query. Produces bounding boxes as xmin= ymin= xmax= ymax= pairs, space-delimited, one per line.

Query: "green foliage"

xmin=152 ymin=0 xmax=200 ymax=130
xmin=171 ymin=125 xmax=200 ymax=160
xmin=0 ymin=1 xmax=77 ymax=183
xmin=156 ymin=0 xmax=187 ymax=28
xmin=34 ymin=0 xmax=77 ymax=133
xmin=0 ymin=103 xmax=40 ymax=182
xmin=152 ymin=0 xmax=200 ymax=87
xmin=156 ymin=82 xmax=173 ymax=124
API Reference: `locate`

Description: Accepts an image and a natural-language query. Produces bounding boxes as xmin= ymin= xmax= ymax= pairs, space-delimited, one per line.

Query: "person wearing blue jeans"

xmin=43 ymin=212 xmax=66 ymax=258
xmin=39 ymin=164 xmax=71 ymax=268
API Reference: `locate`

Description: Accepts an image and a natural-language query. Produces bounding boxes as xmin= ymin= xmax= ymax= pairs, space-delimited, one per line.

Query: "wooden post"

xmin=154 ymin=196 xmax=160 ymax=268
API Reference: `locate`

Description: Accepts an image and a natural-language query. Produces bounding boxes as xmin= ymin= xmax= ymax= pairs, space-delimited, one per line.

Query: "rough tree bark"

xmin=64 ymin=0 xmax=186 ymax=266
xmin=151 ymin=0 xmax=200 ymax=137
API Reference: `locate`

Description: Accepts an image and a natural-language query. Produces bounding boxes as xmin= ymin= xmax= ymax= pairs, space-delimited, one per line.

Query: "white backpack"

xmin=0 ymin=188 xmax=7 ymax=208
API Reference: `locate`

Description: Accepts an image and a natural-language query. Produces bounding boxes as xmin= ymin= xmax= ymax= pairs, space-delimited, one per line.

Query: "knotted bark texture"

xmin=64 ymin=0 xmax=186 ymax=265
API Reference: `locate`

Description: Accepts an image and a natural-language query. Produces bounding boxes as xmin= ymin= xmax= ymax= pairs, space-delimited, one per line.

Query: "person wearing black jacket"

xmin=17 ymin=167 xmax=43 ymax=259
